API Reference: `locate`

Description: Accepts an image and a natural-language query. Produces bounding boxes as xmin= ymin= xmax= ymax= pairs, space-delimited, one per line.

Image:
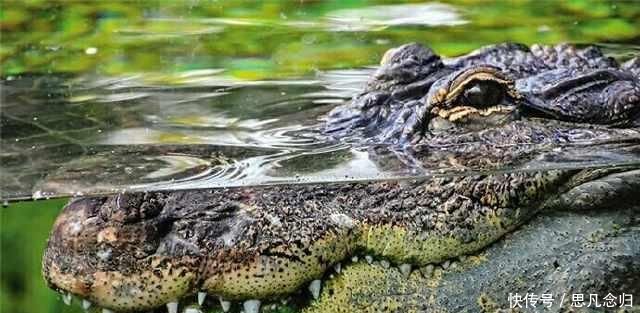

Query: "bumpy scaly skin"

xmin=43 ymin=170 xmax=567 ymax=310
xmin=43 ymin=42 xmax=640 ymax=312
xmin=307 ymin=203 xmax=640 ymax=313
xmin=325 ymin=43 xmax=639 ymax=142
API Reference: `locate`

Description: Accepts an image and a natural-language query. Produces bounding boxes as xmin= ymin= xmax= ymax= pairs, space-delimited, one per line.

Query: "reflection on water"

xmin=325 ymin=3 xmax=467 ymax=31
xmin=4 ymin=1 xmax=640 ymax=78
xmin=3 ymin=65 xmax=640 ymax=201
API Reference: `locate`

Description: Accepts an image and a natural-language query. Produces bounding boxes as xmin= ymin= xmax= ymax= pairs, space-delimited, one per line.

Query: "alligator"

xmin=42 ymin=43 xmax=640 ymax=313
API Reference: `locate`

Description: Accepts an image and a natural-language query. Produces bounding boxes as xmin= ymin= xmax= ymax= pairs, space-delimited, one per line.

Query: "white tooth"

xmin=102 ymin=309 xmax=114 ymax=313
xmin=167 ymin=301 xmax=178 ymax=313
xmin=308 ymin=279 xmax=322 ymax=300
xmin=219 ymin=298 xmax=232 ymax=312
xmin=442 ymin=260 xmax=451 ymax=270
xmin=62 ymin=292 xmax=72 ymax=305
xmin=421 ymin=264 xmax=435 ymax=277
xmin=185 ymin=308 xmax=203 ymax=313
xmin=351 ymin=256 xmax=359 ymax=263
xmin=380 ymin=260 xmax=390 ymax=269
xmin=197 ymin=292 xmax=207 ymax=306
xmin=270 ymin=304 xmax=277 ymax=310
xmin=82 ymin=299 xmax=92 ymax=310
xmin=399 ymin=263 xmax=412 ymax=277
xmin=280 ymin=298 xmax=289 ymax=305
xmin=243 ymin=299 xmax=261 ymax=313
xmin=365 ymin=255 xmax=373 ymax=264
xmin=333 ymin=263 xmax=341 ymax=273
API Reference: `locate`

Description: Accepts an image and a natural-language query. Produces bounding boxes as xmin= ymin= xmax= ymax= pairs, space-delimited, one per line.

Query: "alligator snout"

xmin=42 ymin=195 xmax=199 ymax=311
xmin=43 ymin=189 xmax=361 ymax=312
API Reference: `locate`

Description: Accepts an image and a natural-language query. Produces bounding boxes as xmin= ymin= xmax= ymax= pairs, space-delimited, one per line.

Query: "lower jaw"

xmin=51 ymin=216 xmax=520 ymax=313
xmin=54 ymin=252 xmax=480 ymax=313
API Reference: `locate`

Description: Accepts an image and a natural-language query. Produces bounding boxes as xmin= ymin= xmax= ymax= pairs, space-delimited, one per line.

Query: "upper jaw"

xmin=41 ymin=196 xmax=200 ymax=311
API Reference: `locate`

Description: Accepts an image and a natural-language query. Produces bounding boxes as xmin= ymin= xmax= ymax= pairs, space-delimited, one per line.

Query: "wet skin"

xmin=42 ymin=43 xmax=640 ymax=312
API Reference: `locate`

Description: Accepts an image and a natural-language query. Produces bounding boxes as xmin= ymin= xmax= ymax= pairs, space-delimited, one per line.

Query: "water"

xmin=1 ymin=1 xmax=640 ymax=313
xmin=3 ymin=2 xmax=640 ymax=201
xmin=5 ymin=65 xmax=640 ymax=201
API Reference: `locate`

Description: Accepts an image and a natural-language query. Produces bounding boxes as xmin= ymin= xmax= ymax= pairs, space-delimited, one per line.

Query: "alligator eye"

xmin=427 ymin=66 xmax=520 ymax=129
xmin=462 ymin=80 xmax=505 ymax=108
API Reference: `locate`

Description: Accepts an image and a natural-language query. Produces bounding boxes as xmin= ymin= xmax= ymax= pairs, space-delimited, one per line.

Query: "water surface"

xmin=3 ymin=0 xmax=640 ymax=200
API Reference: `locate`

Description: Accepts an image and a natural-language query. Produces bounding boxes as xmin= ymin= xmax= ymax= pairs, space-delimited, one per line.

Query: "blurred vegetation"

xmin=0 ymin=199 xmax=70 ymax=313
xmin=1 ymin=1 xmax=640 ymax=313
xmin=2 ymin=0 xmax=640 ymax=80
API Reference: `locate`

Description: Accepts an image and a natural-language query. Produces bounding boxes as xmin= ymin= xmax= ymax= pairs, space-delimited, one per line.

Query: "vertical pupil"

xmin=463 ymin=81 xmax=504 ymax=108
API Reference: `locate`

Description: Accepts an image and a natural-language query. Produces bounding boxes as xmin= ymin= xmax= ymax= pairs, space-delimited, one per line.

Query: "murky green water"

xmin=1 ymin=1 xmax=640 ymax=313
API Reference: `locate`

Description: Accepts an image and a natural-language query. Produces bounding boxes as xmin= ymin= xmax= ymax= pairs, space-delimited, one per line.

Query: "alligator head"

xmin=43 ymin=43 xmax=640 ymax=313
xmin=324 ymin=43 xmax=639 ymax=143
